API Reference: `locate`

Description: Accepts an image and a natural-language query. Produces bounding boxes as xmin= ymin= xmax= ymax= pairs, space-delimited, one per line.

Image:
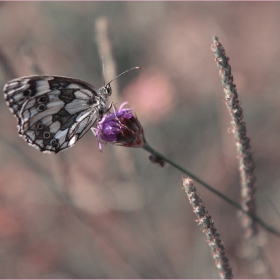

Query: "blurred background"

xmin=0 ymin=2 xmax=280 ymax=278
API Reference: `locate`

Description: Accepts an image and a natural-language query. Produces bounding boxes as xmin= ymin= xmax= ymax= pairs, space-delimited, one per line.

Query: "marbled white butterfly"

xmin=4 ymin=68 xmax=140 ymax=153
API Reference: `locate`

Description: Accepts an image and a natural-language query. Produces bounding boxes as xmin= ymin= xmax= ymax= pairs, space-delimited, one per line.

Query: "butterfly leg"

xmin=105 ymin=102 xmax=114 ymax=113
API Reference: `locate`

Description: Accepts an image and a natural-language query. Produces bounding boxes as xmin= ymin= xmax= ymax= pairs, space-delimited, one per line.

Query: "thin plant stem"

xmin=142 ymin=141 xmax=280 ymax=238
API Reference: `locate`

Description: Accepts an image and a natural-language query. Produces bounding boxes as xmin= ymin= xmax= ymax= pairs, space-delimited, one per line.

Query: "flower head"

xmin=92 ymin=102 xmax=145 ymax=150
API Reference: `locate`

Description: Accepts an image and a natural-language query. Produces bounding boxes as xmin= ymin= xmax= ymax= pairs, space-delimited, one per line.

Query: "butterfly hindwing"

xmin=4 ymin=75 xmax=108 ymax=153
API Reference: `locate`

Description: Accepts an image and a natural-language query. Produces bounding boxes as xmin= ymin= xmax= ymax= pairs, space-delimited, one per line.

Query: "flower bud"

xmin=92 ymin=102 xmax=145 ymax=150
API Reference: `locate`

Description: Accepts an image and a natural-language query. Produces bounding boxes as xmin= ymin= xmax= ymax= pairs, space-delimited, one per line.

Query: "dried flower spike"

xmin=211 ymin=36 xmax=257 ymax=238
xmin=92 ymin=102 xmax=145 ymax=150
xmin=183 ymin=178 xmax=233 ymax=279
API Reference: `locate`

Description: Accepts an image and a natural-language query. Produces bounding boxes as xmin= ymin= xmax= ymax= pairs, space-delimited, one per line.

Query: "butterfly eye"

xmin=50 ymin=139 xmax=59 ymax=148
xmin=37 ymin=96 xmax=48 ymax=104
xmin=105 ymin=85 xmax=112 ymax=96
xmin=36 ymin=122 xmax=44 ymax=130
xmin=37 ymin=104 xmax=46 ymax=111
xmin=43 ymin=131 xmax=51 ymax=139
xmin=23 ymin=89 xmax=32 ymax=96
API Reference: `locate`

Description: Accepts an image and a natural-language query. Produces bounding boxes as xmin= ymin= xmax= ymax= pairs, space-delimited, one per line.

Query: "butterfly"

xmin=4 ymin=68 xmax=140 ymax=154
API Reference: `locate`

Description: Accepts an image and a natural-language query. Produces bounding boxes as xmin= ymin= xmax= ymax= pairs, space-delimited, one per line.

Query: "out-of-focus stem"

xmin=95 ymin=17 xmax=136 ymax=176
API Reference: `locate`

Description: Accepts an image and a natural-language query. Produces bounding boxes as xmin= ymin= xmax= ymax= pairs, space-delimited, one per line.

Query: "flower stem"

xmin=142 ymin=142 xmax=280 ymax=238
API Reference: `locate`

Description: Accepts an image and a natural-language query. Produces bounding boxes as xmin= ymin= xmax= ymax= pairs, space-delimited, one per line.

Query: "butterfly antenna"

xmin=106 ymin=67 xmax=143 ymax=86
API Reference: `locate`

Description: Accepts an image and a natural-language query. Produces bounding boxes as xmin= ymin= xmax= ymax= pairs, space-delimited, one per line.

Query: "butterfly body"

xmin=4 ymin=75 xmax=112 ymax=153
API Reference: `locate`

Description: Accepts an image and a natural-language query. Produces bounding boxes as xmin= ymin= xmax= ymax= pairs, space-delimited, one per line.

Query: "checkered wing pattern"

xmin=4 ymin=75 xmax=110 ymax=153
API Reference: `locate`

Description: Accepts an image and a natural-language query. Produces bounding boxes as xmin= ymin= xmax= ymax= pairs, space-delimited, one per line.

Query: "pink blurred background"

xmin=0 ymin=2 xmax=280 ymax=278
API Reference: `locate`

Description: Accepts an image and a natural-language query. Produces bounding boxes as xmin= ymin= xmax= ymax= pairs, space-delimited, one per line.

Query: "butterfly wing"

xmin=4 ymin=75 xmax=106 ymax=153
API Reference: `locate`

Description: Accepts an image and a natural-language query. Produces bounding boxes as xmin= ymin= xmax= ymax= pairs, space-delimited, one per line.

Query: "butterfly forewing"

xmin=4 ymin=75 xmax=108 ymax=153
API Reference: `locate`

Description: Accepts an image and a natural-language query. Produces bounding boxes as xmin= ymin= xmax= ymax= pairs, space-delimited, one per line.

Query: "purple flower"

xmin=92 ymin=102 xmax=145 ymax=150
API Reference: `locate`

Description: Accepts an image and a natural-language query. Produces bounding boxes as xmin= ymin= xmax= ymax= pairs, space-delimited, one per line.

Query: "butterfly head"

xmin=98 ymin=83 xmax=112 ymax=98
xmin=104 ymin=84 xmax=112 ymax=96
